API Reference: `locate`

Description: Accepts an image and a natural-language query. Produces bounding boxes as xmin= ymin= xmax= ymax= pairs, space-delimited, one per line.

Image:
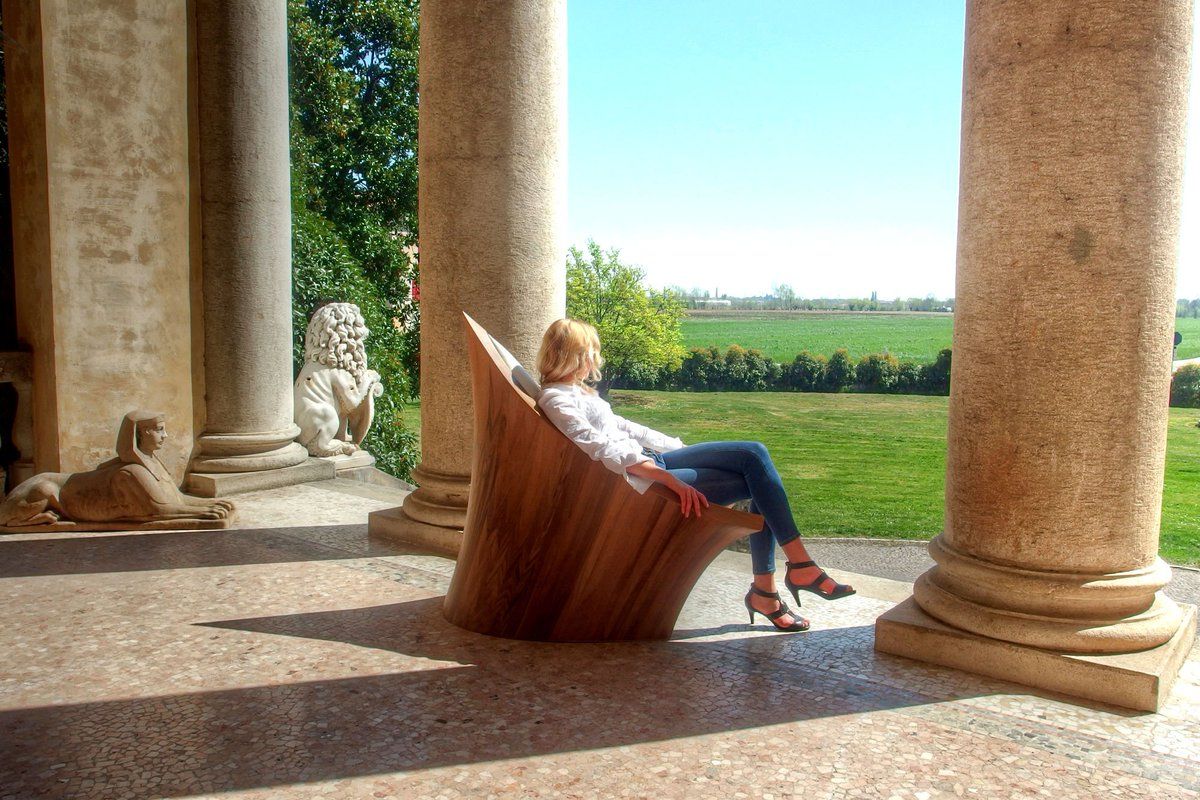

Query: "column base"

xmin=401 ymin=465 xmax=470 ymax=529
xmin=368 ymin=505 xmax=462 ymax=558
xmin=191 ymin=430 xmax=309 ymax=473
xmin=185 ymin=457 xmax=335 ymax=497
xmin=875 ymin=597 xmax=1197 ymax=712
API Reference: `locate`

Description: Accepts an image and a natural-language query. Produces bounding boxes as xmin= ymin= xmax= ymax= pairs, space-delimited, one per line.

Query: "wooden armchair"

xmin=443 ymin=313 xmax=765 ymax=642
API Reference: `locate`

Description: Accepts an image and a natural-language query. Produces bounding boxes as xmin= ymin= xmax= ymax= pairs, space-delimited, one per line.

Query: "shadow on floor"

xmin=0 ymin=525 xmax=403 ymax=578
xmin=1 ymin=596 xmax=993 ymax=798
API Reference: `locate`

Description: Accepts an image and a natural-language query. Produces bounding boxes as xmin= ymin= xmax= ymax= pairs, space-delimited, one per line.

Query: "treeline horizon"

xmin=664 ymin=289 xmax=1200 ymax=317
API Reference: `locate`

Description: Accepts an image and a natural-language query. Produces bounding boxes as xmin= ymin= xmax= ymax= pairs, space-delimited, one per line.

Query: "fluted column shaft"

xmin=190 ymin=0 xmax=308 ymax=476
xmin=913 ymin=0 xmax=1192 ymax=654
xmin=397 ymin=0 xmax=566 ymax=533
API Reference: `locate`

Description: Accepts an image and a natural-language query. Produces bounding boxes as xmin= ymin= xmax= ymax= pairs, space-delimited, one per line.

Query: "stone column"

xmin=369 ymin=0 xmax=567 ymax=552
xmin=876 ymin=0 xmax=1196 ymax=712
xmin=186 ymin=0 xmax=326 ymax=495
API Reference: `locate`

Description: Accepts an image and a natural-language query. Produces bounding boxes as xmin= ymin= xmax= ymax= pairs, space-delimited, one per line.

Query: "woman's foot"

xmin=744 ymin=585 xmax=810 ymax=632
xmin=784 ymin=560 xmax=856 ymax=602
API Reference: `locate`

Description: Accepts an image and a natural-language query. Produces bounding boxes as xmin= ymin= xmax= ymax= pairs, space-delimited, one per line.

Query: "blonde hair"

xmin=537 ymin=318 xmax=604 ymax=391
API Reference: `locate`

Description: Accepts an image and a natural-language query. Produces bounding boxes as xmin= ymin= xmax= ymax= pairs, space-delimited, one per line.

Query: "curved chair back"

xmin=443 ymin=313 xmax=764 ymax=641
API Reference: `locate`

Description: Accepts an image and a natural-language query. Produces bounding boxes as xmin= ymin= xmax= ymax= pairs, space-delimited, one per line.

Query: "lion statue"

xmin=294 ymin=302 xmax=384 ymax=458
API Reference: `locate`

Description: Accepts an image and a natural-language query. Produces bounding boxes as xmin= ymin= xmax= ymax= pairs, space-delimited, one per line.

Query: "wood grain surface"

xmin=443 ymin=314 xmax=764 ymax=641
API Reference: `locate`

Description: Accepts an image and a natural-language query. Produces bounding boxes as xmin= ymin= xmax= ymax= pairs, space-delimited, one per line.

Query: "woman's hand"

xmin=625 ymin=460 xmax=709 ymax=518
xmin=667 ymin=477 xmax=709 ymax=518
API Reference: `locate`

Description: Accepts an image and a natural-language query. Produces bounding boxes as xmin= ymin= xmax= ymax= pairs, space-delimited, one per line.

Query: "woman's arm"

xmin=538 ymin=391 xmax=653 ymax=476
xmin=613 ymin=414 xmax=684 ymax=452
xmin=626 ymin=461 xmax=709 ymax=518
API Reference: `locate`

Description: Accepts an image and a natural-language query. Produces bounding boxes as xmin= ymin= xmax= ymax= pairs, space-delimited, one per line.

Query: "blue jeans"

xmin=648 ymin=441 xmax=801 ymax=574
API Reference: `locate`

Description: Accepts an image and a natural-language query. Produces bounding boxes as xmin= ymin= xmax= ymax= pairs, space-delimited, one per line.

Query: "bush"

xmin=618 ymin=361 xmax=663 ymax=390
xmin=785 ymin=352 xmax=825 ymax=392
xmin=823 ymin=349 xmax=856 ymax=392
xmin=1171 ymin=365 xmax=1200 ymax=408
xmin=724 ymin=344 xmax=774 ymax=391
xmin=896 ymin=361 xmax=922 ymax=393
xmin=921 ymin=348 xmax=953 ymax=395
xmin=856 ymin=353 xmax=900 ymax=393
xmin=628 ymin=344 xmax=950 ymax=397
xmin=679 ymin=347 xmax=722 ymax=391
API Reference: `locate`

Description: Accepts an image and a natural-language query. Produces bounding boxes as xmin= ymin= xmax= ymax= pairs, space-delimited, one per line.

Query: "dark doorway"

xmin=0 ymin=8 xmax=21 ymax=486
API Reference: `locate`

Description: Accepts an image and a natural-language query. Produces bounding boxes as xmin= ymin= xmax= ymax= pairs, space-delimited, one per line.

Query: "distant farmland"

xmin=681 ymin=312 xmax=1200 ymax=363
xmin=681 ymin=311 xmax=954 ymax=363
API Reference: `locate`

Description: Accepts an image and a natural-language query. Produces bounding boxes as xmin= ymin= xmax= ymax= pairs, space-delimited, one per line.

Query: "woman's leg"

xmin=662 ymin=441 xmax=800 ymax=548
xmin=662 ymin=463 xmax=773 ymax=572
xmin=662 ymin=442 xmax=849 ymax=597
xmin=664 ymin=455 xmax=804 ymax=627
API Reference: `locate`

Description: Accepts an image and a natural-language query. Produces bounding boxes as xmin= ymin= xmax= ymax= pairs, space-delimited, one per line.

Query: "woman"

xmin=536 ymin=318 xmax=854 ymax=632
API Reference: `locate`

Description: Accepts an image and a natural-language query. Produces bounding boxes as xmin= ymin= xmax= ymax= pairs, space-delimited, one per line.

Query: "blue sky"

xmin=567 ymin=1 xmax=1200 ymax=300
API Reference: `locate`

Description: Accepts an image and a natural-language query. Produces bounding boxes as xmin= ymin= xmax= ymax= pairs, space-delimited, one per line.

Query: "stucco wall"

xmin=6 ymin=0 xmax=196 ymax=479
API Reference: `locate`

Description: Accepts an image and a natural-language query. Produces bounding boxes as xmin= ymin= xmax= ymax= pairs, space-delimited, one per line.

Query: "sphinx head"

xmin=116 ymin=410 xmax=168 ymax=468
xmin=136 ymin=414 xmax=168 ymax=455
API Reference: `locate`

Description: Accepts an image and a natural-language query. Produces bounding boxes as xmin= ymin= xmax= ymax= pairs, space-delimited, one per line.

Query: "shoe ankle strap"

xmin=748 ymin=585 xmax=781 ymax=599
xmin=786 ymin=560 xmax=817 ymax=569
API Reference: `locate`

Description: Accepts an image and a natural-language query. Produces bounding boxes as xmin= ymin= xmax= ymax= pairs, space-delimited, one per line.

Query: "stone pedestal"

xmin=186 ymin=0 xmax=310 ymax=494
xmin=369 ymin=0 xmax=566 ymax=550
xmin=877 ymin=599 xmax=1196 ymax=712
xmin=875 ymin=0 xmax=1195 ymax=710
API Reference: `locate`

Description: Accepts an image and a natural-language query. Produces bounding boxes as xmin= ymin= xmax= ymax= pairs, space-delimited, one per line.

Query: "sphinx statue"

xmin=294 ymin=302 xmax=383 ymax=458
xmin=0 ymin=410 xmax=235 ymax=532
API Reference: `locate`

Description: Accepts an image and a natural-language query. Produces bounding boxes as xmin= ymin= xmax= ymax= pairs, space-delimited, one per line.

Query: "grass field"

xmin=400 ymin=392 xmax=1200 ymax=565
xmin=681 ymin=312 xmax=953 ymax=363
xmin=680 ymin=312 xmax=1200 ymax=363
xmin=1177 ymin=317 xmax=1200 ymax=359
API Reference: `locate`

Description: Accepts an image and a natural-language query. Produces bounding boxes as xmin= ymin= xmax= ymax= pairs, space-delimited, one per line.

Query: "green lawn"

xmin=401 ymin=391 xmax=1200 ymax=565
xmin=681 ymin=312 xmax=1200 ymax=363
xmin=1176 ymin=317 xmax=1200 ymax=360
xmin=681 ymin=312 xmax=954 ymax=363
xmin=608 ymin=391 xmax=1199 ymax=566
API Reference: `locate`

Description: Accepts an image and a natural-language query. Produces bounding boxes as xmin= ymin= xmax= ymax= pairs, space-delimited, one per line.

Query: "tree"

xmin=773 ymin=283 xmax=796 ymax=310
xmin=288 ymin=0 xmax=420 ymax=478
xmin=566 ymin=240 xmax=686 ymax=397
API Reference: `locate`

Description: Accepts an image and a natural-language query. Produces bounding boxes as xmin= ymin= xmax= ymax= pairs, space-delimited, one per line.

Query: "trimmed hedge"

xmin=1171 ymin=365 xmax=1200 ymax=408
xmin=616 ymin=345 xmax=952 ymax=396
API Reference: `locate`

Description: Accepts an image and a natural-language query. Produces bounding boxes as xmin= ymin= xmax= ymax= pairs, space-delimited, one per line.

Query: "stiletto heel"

xmin=744 ymin=586 xmax=809 ymax=632
xmin=784 ymin=560 xmax=856 ymax=604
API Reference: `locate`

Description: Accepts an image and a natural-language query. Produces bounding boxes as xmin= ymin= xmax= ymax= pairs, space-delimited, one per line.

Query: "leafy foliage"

xmin=822 ymin=349 xmax=856 ymax=392
xmin=623 ymin=343 xmax=950 ymax=396
xmin=921 ymin=348 xmax=953 ymax=394
xmin=288 ymin=0 xmax=420 ymax=478
xmin=1171 ymin=365 xmax=1200 ymax=408
xmin=785 ymin=352 xmax=826 ymax=392
xmin=856 ymin=353 xmax=900 ymax=393
xmin=291 ymin=198 xmax=417 ymax=477
xmin=566 ymin=240 xmax=686 ymax=395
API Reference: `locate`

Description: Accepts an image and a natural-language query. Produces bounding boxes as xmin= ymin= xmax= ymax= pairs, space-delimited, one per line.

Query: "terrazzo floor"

xmin=2 ymin=479 xmax=1198 ymax=800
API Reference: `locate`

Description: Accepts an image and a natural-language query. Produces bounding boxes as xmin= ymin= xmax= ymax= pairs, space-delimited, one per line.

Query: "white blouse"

xmin=537 ymin=382 xmax=685 ymax=494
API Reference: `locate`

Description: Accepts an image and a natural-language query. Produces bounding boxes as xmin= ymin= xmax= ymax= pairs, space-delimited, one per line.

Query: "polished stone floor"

xmin=2 ymin=480 xmax=1198 ymax=799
